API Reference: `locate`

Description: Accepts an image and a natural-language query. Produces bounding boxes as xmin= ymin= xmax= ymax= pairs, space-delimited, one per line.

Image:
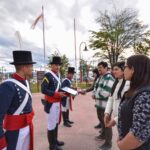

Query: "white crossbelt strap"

xmin=4 ymin=79 xmax=32 ymax=115
xmin=5 ymin=79 xmax=32 ymax=97
xmin=14 ymin=93 xmax=29 ymax=115
xmin=49 ymin=70 xmax=61 ymax=92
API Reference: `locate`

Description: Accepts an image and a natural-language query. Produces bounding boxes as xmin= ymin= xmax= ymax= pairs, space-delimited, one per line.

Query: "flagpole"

xmin=42 ymin=6 xmax=46 ymax=69
xmin=15 ymin=31 xmax=22 ymax=49
xmin=74 ymin=18 xmax=77 ymax=88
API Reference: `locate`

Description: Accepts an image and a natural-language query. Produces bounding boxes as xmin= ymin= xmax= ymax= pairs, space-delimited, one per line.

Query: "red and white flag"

xmin=31 ymin=13 xmax=43 ymax=29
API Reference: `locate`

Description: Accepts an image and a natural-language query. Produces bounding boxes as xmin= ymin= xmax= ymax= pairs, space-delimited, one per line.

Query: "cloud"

xmin=0 ymin=0 xmax=143 ymax=71
xmin=0 ymin=37 xmax=16 ymax=47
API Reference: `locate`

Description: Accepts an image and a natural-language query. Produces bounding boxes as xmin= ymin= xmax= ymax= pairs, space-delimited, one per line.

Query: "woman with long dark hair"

xmin=117 ymin=55 xmax=150 ymax=150
xmin=104 ymin=62 xmax=130 ymax=128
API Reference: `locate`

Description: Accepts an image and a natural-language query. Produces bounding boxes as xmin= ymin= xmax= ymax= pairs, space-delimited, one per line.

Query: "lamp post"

xmin=79 ymin=41 xmax=88 ymax=83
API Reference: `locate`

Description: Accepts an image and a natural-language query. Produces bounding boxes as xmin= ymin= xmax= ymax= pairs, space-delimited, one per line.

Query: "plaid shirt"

xmin=93 ymin=72 xmax=115 ymax=101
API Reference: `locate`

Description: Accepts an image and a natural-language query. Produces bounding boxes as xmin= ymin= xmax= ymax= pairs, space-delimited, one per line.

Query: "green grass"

xmin=72 ymin=82 xmax=92 ymax=89
xmin=30 ymin=82 xmax=41 ymax=93
xmin=30 ymin=82 xmax=92 ymax=93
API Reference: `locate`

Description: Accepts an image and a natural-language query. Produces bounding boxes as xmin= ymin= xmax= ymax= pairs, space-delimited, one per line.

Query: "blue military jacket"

xmin=41 ymin=72 xmax=61 ymax=96
xmin=61 ymin=78 xmax=71 ymax=107
xmin=41 ymin=71 xmax=61 ymax=113
xmin=0 ymin=73 xmax=32 ymax=142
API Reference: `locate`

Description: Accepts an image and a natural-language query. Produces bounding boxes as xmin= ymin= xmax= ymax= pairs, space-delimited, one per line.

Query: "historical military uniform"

xmin=41 ymin=56 xmax=64 ymax=150
xmin=61 ymin=67 xmax=76 ymax=127
xmin=0 ymin=51 xmax=36 ymax=150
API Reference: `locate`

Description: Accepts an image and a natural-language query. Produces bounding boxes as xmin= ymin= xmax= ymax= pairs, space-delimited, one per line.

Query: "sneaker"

xmin=94 ymin=123 xmax=102 ymax=129
xmin=99 ymin=142 xmax=112 ymax=150
xmin=95 ymin=134 xmax=105 ymax=141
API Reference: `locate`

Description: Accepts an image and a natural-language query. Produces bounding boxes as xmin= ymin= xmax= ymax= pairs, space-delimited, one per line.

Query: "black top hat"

xmin=50 ymin=56 xmax=62 ymax=65
xmin=10 ymin=50 xmax=36 ymax=65
xmin=68 ymin=67 xmax=76 ymax=73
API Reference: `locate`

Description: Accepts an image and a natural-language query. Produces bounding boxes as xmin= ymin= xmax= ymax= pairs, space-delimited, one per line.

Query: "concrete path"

xmin=33 ymin=92 xmax=119 ymax=150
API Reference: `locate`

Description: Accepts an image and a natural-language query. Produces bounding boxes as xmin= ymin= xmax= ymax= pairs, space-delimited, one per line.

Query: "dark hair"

xmin=113 ymin=61 xmax=125 ymax=71
xmin=98 ymin=61 xmax=108 ymax=68
xmin=126 ymin=55 xmax=150 ymax=97
xmin=92 ymin=68 xmax=100 ymax=81
xmin=111 ymin=79 xmax=126 ymax=99
xmin=111 ymin=61 xmax=126 ymax=98
xmin=93 ymin=68 xmax=99 ymax=76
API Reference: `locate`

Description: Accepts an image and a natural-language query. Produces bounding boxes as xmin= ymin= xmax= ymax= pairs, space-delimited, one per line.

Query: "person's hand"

xmin=79 ymin=90 xmax=86 ymax=95
xmin=117 ymin=139 xmax=123 ymax=150
xmin=64 ymin=93 xmax=70 ymax=97
xmin=59 ymin=92 xmax=67 ymax=97
xmin=105 ymin=118 xmax=116 ymax=128
xmin=92 ymin=94 xmax=95 ymax=99
xmin=104 ymin=113 xmax=110 ymax=126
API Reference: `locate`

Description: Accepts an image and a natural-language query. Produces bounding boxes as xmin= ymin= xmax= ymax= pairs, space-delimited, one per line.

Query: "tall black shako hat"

xmin=10 ymin=50 xmax=36 ymax=65
xmin=68 ymin=67 xmax=76 ymax=73
xmin=50 ymin=56 xmax=62 ymax=65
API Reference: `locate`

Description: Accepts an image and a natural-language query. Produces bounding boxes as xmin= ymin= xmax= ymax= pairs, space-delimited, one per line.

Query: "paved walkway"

xmin=33 ymin=92 xmax=119 ymax=150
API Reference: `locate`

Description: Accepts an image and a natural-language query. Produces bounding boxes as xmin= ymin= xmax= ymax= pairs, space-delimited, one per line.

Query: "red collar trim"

xmin=12 ymin=73 xmax=26 ymax=81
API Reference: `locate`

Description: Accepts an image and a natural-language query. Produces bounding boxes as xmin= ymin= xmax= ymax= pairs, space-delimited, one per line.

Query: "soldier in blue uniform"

xmin=41 ymin=56 xmax=66 ymax=150
xmin=61 ymin=67 xmax=76 ymax=127
xmin=0 ymin=50 xmax=36 ymax=150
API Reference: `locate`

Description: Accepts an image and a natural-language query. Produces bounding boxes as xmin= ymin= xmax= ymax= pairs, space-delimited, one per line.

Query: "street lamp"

xmin=79 ymin=41 xmax=88 ymax=83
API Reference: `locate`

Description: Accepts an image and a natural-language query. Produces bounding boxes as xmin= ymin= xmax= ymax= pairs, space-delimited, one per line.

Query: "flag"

xmin=31 ymin=13 xmax=43 ymax=29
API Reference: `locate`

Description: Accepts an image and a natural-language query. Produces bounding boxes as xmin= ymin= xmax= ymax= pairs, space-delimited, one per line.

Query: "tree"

xmin=134 ymin=31 xmax=150 ymax=55
xmin=80 ymin=59 xmax=93 ymax=81
xmin=80 ymin=59 xmax=87 ymax=78
xmin=89 ymin=8 xmax=149 ymax=67
xmin=60 ymin=55 xmax=70 ymax=78
xmin=48 ymin=52 xmax=70 ymax=78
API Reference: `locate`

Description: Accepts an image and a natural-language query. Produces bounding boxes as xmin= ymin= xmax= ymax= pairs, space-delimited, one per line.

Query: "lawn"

xmin=30 ymin=82 xmax=92 ymax=93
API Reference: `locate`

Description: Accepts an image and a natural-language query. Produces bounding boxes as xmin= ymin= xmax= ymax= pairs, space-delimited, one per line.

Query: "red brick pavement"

xmin=33 ymin=92 xmax=119 ymax=150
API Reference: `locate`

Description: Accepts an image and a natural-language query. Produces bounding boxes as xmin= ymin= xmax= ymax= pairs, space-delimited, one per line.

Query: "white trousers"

xmin=47 ymin=102 xmax=60 ymax=130
xmin=62 ymin=98 xmax=70 ymax=112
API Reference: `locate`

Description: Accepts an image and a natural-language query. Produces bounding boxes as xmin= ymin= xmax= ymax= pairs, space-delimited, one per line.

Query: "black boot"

xmin=99 ymin=142 xmax=112 ymax=150
xmin=95 ymin=130 xmax=105 ymax=141
xmin=47 ymin=130 xmax=62 ymax=150
xmin=55 ymin=125 xmax=65 ymax=147
xmin=50 ymin=145 xmax=63 ymax=150
xmin=94 ymin=123 xmax=102 ymax=129
xmin=66 ymin=110 xmax=74 ymax=124
xmin=62 ymin=112 xmax=72 ymax=127
xmin=64 ymin=121 xmax=72 ymax=127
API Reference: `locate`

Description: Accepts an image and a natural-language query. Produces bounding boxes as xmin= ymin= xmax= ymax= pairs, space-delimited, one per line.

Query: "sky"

xmin=0 ymin=0 xmax=150 ymax=72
